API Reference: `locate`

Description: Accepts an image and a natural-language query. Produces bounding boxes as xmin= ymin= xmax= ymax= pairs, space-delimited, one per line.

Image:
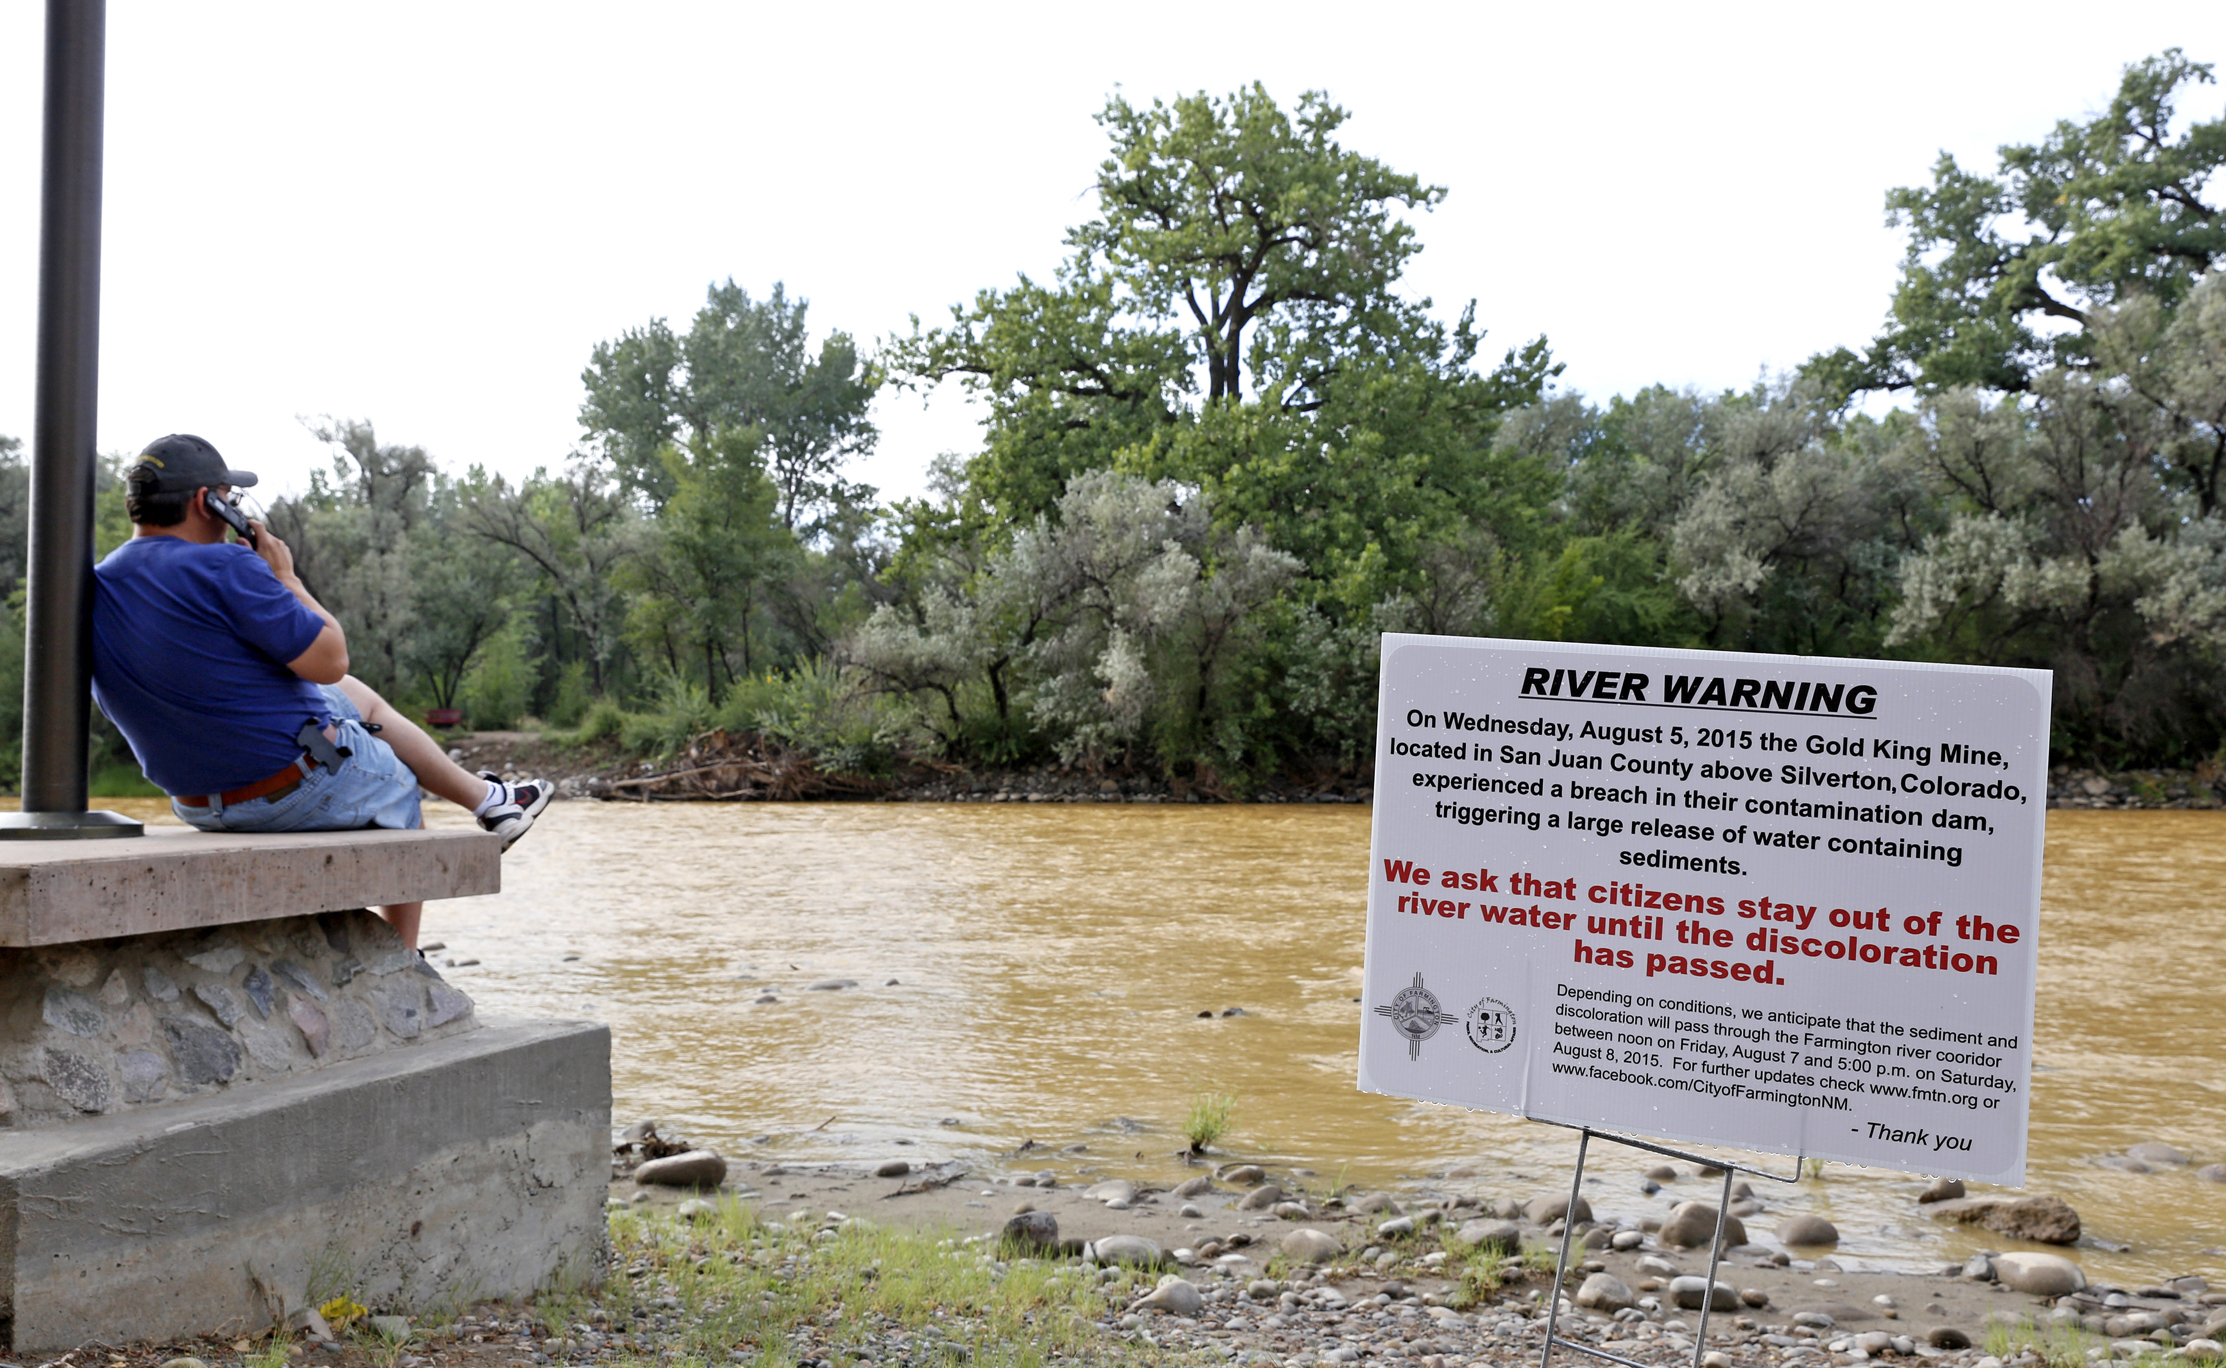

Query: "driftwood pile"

xmin=594 ymin=729 xmax=897 ymax=802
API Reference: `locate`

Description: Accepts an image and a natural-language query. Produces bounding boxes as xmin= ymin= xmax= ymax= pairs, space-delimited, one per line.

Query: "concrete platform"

xmin=0 ymin=1015 xmax=610 ymax=1352
xmin=0 ymin=828 xmax=501 ymax=947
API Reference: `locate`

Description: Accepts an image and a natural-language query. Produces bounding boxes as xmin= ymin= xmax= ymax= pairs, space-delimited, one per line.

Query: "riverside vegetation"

xmin=7 ymin=53 xmax=2226 ymax=797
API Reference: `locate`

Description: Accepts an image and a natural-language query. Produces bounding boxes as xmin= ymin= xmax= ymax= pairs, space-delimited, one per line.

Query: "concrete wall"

xmin=0 ymin=1016 xmax=610 ymax=1353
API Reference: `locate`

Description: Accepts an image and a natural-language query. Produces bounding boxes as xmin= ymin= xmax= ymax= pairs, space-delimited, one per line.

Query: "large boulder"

xmin=1667 ymin=1276 xmax=1739 ymax=1311
xmin=1926 ymin=1195 xmax=2081 ymax=1245
xmin=1456 ymin=1218 xmax=1521 ymax=1254
xmin=1791 ymin=1303 xmax=1868 ymax=1325
xmin=1136 ymin=1275 xmax=1205 ymax=1316
xmin=1173 ymin=1174 xmax=1217 ymax=1198
xmin=1659 ymin=1202 xmax=1746 ymax=1249
xmin=1994 ymin=1252 xmax=2086 ymax=1297
xmin=1236 ymin=1183 xmax=1285 ymax=1211
xmin=1002 ymin=1210 xmax=1060 ymax=1253
xmin=1917 ymin=1176 xmax=1965 ymax=1204
xmin=634 ymin=1150 xmax=728 ymax=1188
xmin=1091 ymin=1234 xmax=1165 ymax=1266
xmin=1526 ymin=1194 xmax=1595 ymax=1226
xmin=1777 ymin=1215 xmax=1840 ymax=1247
xmin=1282 ymin=1227 xmax=1343 ymax=1263
xmin=1576 ymin=1273 xmax=1636 ymax=1312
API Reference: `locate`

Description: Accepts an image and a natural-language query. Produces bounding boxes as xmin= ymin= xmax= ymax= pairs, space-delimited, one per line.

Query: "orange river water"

xmin=114 ymin=799 xmax=2226 ymax=1286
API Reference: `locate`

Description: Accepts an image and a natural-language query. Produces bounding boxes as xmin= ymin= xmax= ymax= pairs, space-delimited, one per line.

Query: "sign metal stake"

xmin=1537 ymin=1126 xmax=1802 ymax=1368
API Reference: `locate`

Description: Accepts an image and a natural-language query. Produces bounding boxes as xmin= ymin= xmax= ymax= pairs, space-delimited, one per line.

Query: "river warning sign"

xmin=1356 ymin=636 xmax=2050 ymax=1184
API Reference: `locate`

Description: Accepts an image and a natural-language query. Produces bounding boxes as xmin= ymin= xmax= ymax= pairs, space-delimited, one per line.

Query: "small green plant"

xmin=1181 ymin=1088 xmax=1239 ymax=1153
xmin=242 ymin=1335 xmax=293 ymax=1368
xmin=554 ymin=695 xmax=629 ymax=747
xmin=1804 ymin=1156 xmax=1828 ymax=1180
xmin=1448 ymin=1261 xmax=1500 ymax=1309
xmin=1984 ymin=1315 xmax=2097 ymax=1368
xmin=1519 ymin=1239 xmax=1561 ymax=1276
xmin=622 ymin=673 xmax=718 ymax=757
xmin=358 ymin=1313 xmax=415 ymax=1368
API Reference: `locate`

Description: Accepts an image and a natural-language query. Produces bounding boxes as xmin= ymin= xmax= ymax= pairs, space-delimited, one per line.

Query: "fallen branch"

xmin=885 ymin=1168 xmax=971 ymax=1199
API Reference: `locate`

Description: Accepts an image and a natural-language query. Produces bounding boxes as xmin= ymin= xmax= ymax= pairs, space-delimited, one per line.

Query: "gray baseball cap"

xmin=129 ymin=434 xmax=258 ymax=492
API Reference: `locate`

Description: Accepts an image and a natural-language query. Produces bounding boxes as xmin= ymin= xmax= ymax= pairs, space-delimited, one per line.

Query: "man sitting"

xmin=90 ymin=433 xmax=549 ymax=951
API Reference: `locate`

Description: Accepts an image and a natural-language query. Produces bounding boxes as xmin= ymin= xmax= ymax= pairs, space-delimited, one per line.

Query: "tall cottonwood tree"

xmin=580 ymin=280 xmax=879 ymax=528
xmin=890 ymin=85 xmax=1497 ymax=525
xmin=1815 ymin=49 xmax=2226 ymax=396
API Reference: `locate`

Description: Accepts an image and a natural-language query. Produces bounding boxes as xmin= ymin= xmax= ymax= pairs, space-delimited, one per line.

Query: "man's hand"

xmin=248 ymin=520 xmax=297 ymax=582
xmin=250 ymin=521 xmax=352 ymax=684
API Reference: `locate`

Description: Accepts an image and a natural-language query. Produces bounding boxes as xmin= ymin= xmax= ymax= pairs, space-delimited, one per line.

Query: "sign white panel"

xmin=1357 ymin=636 xmax=2049 ymax=1184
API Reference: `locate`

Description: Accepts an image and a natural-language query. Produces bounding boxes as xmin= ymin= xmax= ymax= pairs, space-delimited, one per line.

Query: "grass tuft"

xmin=1181 ymin=1089 xmax=1239 ymax=1154
xmin=528 ymin=1196 xmax=1175 ymax=1368
xmin=1984 ymin=1315 xmax=2107 ymax=1368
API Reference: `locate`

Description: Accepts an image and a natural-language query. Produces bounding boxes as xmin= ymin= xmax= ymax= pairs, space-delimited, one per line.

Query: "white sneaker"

xmin=476 ymin=771 xmax=552 ymax=851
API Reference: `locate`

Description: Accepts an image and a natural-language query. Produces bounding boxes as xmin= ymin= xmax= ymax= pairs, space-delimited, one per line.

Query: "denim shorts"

xmin=173 ymin=684 xmax=423 ymax=833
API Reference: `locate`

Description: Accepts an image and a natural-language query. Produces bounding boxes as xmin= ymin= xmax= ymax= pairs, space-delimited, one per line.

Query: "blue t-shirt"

xmin=92 ymin=536 xmax=331 ymax=796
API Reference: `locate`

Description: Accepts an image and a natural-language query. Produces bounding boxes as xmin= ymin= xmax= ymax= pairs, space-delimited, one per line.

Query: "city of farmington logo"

xmin=1375 ymin=973 xmax=1458 ymax=1060
xmin=1465 ymin=996 xmax=1517 ymax=1054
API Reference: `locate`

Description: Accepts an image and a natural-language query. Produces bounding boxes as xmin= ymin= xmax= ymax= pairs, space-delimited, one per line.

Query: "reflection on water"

xmin=100 ymin=798 xmax=2226 ymax=1284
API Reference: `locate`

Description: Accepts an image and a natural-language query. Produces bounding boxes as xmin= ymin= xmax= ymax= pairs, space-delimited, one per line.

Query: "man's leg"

xmin=333 ymin=676 xmax=494 ymax=811
xmin=333 ymin=676 xmax=487 ymax=953
xmin=382 ymin=900 xmax=424 ymax=949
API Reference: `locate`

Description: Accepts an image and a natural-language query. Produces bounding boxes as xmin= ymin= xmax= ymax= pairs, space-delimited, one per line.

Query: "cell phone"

xmin=205 ymin=490 xmax=258 ymax=546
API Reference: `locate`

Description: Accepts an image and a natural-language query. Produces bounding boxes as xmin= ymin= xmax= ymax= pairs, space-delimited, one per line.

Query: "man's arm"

xmin=249 ymin=521 xmax=350 ymax=684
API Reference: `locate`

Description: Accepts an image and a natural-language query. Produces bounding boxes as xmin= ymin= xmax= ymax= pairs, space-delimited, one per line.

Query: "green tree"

xmin=579 ymin=280 xmax=879 ymax=527
xmin=0 ymin=435 xmax=25 ymax=596
xmin=1815 ymin=49 xmax=2225 ymax=397
xmin=459 ymin=461 xmax=640 ymax=694
xmin=1883 ymin=287 xmax=2226 ymax=765
xmin=401 ymin=472 xmax=526 ymax=710
xmin=459 ymin=616 xmax=535 ymax=730
xmin=266 ymin=419 xmax=439 ymax=700
xmin=618 ymin=428 xmax=800 ymax=691
xmin=889 ymin=85 xmax=1548 ymax=529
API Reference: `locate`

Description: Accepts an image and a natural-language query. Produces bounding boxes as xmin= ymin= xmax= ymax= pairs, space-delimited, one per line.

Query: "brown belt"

xmin=177 ymin=755 xmax=312 ymax=808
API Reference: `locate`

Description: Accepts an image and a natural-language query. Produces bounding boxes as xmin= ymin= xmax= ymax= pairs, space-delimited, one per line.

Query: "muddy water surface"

xmin=124 ymin=799 xmax=2224 ymax=1286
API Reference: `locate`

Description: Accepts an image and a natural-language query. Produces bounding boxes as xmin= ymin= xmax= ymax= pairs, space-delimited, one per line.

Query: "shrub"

xmin=1181 ymin=1088 xmax=1239 ymax=1153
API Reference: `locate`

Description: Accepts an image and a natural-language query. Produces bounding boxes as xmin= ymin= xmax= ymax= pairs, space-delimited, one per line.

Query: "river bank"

xmin=69 ymin=1147 xmax=2219 ymax=1368
xmin=626 ymin=1152 xmax=2223 ymax=1355
xmin=448 ymin=730 xmax=2219 ymax=810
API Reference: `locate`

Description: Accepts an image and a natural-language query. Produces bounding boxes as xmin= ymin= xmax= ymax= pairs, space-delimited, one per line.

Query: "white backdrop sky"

xmin=1 ymin=3 xmax=2219 ymax=505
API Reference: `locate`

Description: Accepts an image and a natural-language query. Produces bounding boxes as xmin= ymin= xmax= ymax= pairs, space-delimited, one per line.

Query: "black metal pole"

xmin=1 ymin=0 xmax=138 ymax=838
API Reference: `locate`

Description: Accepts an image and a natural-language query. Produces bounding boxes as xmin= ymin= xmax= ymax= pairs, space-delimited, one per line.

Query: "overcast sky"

xmin=1 ymin=3 xmax=2218 ymax=507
